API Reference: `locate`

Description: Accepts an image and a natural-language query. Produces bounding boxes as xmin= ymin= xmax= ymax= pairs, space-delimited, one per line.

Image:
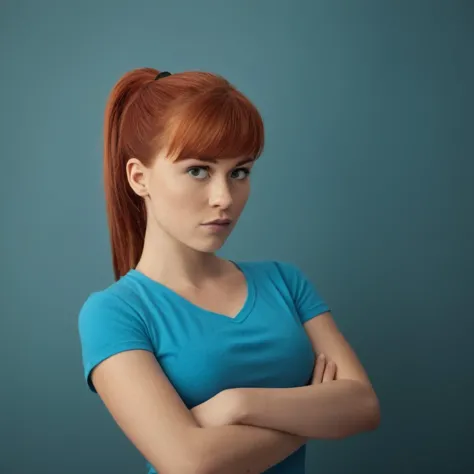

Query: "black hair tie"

xmin=155 ymin=71 xmax=171 ymax=80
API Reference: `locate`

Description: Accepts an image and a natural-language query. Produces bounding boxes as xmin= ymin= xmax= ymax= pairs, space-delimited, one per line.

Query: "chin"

xmin=201 ymin=241 xmax=226 ymax=253
xmin=191 ymin=238 xmax=227 ymax=254
xmin=178 ymin=225 xmax=234 ymax=253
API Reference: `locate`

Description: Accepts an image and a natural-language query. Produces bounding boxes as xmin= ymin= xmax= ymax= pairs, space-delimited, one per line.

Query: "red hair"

xmin=103 ymin=67 xmax=265 ymax=280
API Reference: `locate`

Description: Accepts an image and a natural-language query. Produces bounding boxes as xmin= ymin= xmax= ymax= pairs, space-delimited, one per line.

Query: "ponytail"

xmin=103 ymin=68 xmax=157 ymax=280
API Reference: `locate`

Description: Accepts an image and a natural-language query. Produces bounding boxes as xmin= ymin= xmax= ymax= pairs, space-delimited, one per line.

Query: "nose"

xmin=208 ymin=176 xmax=233 ymax=209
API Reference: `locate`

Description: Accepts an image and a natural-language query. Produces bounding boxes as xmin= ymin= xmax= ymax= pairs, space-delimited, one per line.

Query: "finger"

xmin=312 ymin=353 xmax=326 ymax=384
xmin=322 ymin=359 xmax=337 ymax=382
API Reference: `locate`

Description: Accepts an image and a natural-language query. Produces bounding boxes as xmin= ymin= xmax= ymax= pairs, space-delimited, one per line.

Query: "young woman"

xmin=78 ymin=67 xmax=380 ymax=474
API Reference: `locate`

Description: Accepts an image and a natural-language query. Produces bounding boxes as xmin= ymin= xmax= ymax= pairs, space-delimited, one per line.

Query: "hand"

xmin=191 ymin=389 xmax=243 ymax=428
xmin=311 ymin=353 xmax=337 ymax=384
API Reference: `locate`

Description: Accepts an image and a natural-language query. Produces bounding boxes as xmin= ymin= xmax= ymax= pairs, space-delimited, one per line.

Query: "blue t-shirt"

xmin=78 ymin=260 xmax=330 ymax=474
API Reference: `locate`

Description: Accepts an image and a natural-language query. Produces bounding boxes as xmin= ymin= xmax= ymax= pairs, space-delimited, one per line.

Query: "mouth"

xmin=202 ymin=218 xmax=232 ymax=226
xmin=201 ymin=218 xmax=232 ymax=235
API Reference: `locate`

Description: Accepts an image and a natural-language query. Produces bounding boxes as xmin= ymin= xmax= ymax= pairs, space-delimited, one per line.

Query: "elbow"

xmin=340 ymin=384 xmax=381 ymax=440
xmin=175 ymin=432 xmax=217 ymax=474
xmin=148 ymin=433 xmax=211 ymax=474
xmin=368 ymin=392 xmax=381 ymax=431
xmin=365 ymin=382 xmax=381 ymax=430
xmin=190 ymin=451 xmax=223 ymax=474
xmin=360 ymin=386 xmax=381 ymax=434
xmin=183 ymin=459 xmax=217 ymax=474
xmin=149 ymin=456 xmax=207 ymax=474
xmin=357 ymin=381 xmax=381 ymax=432
xmin=188 ymin=447 xmax=228 ymax=474
xmin=192 ymin=465 xmax=217 ymax=474
xmin=164 ymin=456 xmax=210 ymax=474
xmin=336 ymin=391 xmax=381 ymax=440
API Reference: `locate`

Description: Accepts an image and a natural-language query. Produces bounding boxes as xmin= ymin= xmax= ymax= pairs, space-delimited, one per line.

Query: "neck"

xmin=135 ymin=219 xmax=227 ymax=290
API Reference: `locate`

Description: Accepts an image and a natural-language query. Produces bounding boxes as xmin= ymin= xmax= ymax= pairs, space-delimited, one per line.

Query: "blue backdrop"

xmin=1 ymin=1 xmax=473 ymax=473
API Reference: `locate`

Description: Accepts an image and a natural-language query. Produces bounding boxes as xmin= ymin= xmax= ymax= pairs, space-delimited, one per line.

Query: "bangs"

xmin=161 ymin=87 xmax=264 ymax=162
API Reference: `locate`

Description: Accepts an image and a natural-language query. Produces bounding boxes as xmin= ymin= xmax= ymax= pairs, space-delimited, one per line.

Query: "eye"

xmin=187 ymin=166 xmax=210 ymax=180
xmin=231 ymin=168 xmax=251 ymax=180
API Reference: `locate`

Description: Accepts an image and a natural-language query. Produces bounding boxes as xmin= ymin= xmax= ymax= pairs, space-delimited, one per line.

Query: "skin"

xmin=126 ymin=149 xmax=256 ymax=293
xmin=191 ymin=352 xmax=338 ymax=429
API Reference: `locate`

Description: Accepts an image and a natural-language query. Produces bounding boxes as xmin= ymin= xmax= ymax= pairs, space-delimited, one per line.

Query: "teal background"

xmin=1 ymin=1 xmax=473 ymax=473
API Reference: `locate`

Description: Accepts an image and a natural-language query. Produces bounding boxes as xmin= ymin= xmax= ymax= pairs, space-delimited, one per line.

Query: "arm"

xmin=234 ymin=312 xmax=381 ymax=440
xmin=92 ymin=349 xmax=308 ymax=474
xmin=237 ymin=378 xmax=379 ymax=439
xmin=188 ymin=352 xmax=338 ymax=474
xmin=195 ymin=425 xmax=307 ymax=474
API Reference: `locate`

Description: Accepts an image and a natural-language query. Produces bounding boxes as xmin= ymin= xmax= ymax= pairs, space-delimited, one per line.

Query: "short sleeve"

xmin=78 ymin=291 xmax=154 ymax=393
xmin=275 ymin=261 xmax=331 ymax=324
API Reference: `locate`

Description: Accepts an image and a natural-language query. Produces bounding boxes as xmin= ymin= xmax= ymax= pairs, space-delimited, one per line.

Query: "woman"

xmin=78 ymin=67 xmax=380 ymax=474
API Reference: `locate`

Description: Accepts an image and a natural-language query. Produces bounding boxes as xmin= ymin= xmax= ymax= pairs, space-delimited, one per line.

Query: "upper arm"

xmin=275 ymin=261 xmax=373 ymax=387
xmin=91 ymin=349 xmax=203 ymax=474
xmin=78 ymin=291 xmax=204 ymax=474
xmin=303 ymin=311 xmax=373 ymax=387
xmin=275 ymin=261 xmax=330 ymax=324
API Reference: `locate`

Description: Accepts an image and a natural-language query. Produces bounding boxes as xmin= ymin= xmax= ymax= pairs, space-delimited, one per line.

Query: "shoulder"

xmin=234 ymin=259 xmax=314 ymax=297
xmin=237 ymin=259 xmax=329 ymax=316
xmin=77 ymin=277 xmax=155 ymax=393
xmin=235 ymin=259 xmax=305 ymax=283
xmin=78 ymin=275 xmax=146 ymax=334
xmin=79 ymin=278 xmax=130 ymax=317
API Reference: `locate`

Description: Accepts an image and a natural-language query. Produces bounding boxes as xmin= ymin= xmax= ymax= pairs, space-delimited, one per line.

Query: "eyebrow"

xmin=186 ymin=157 xmax=255 ymax=166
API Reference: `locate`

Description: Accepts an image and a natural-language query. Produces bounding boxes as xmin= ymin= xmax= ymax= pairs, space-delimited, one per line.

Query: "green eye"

xmin=187 ymin=167 xmax=209 ymax=179
xmin=186 ymin=166 xmax=251 ymax=180
xmin=231 ymin=168 xmax=251 ymax=180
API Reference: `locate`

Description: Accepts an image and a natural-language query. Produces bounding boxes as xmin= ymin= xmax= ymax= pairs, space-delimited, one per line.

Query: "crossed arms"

xmin=91 ymin=312 xmax=380 ymax=474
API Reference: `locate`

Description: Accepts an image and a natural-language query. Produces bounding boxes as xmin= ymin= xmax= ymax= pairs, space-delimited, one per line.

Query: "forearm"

xmin=191 ymin=424 xmax=307 ymax=474
xmin=238 ymin=380 xmax=380 ymax=440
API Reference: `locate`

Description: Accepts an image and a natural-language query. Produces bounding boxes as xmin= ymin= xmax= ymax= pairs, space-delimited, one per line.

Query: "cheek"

xmin=174 ymin=180 xmax=206 ymax=207
xmin=235 ymin=183 xmax=250 ymax=206
xmin=152 ymin=176 xmax=203 ymax=214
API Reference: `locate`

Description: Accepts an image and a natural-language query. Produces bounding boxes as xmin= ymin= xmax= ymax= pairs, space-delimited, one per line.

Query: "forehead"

xmin=151 ymin=148 xmax=256 ymax=170
xmin=183 ymin=156 xmax=255 ymax=166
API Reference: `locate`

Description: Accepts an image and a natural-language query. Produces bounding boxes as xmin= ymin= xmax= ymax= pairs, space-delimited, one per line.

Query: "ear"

xmin=126 ymin=157 xmax=150 ymax=197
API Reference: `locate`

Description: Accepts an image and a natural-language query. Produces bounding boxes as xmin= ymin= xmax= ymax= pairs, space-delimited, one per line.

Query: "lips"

xmin=203 ymin=219 xmax=232 ymax=225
